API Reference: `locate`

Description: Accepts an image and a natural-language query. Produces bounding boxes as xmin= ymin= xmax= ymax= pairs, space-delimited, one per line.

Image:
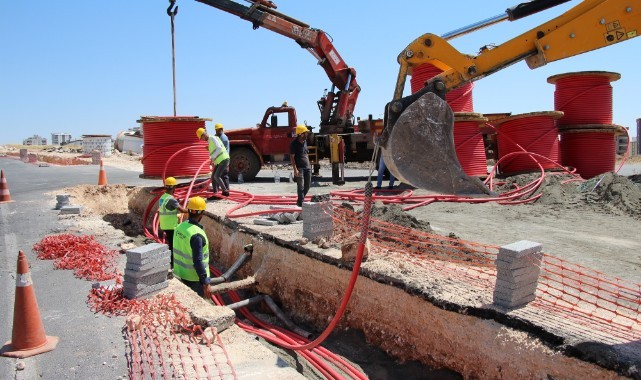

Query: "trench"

xmin=125 ymin=187 xmax=628 ymax=380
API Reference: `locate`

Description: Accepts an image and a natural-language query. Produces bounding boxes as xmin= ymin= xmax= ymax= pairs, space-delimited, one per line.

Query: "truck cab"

xmin=224 ymin=105 xmax=298 ymax=181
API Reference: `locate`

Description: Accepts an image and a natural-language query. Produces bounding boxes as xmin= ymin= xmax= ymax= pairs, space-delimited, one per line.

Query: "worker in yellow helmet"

xmin=158 ymin=177 xmax=187 ymax=269
xmin=172 ymin=196 xmax=211 ymax=298
xmin=196 ymin=127 xmax=230 ymax=197
xmin=289 ymin=124 xmax=311 ymax=207
xmin=214 ymin=123 xmax=230 ymax=193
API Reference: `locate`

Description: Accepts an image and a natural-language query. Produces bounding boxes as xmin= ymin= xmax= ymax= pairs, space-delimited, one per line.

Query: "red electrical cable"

xmin=454 ymin=120 xmax=487 ymax=176
xmin=141 ymin=118 xmax=211 ymax=177
xmin=497 ymin=115 xmax=560 ymax=175
xmin=550 ymin=72 xmax=618 ymax=126
xmin=560 ymin=130 xmax=616 ymax=179
xmin=410 ymin=63 xmax=474 ymax=112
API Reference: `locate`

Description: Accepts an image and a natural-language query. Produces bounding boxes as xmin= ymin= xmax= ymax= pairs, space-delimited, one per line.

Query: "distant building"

xmin=23 ymin=135 xmax=47 ymax=146
xmin=51 ymin=133 xmax=73 ymax=146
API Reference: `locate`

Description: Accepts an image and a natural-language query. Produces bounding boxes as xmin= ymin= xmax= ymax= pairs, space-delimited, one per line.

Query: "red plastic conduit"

xmin=496 ymin=113 xmax=561 ymax=175
xmin=548 ymin=71 xmax=620 ymax=126
xmin=140 ymin=117 xmax=212 ymax=177
xmin=410 ymin=63 xmax=474 ymax=112
xmin=560 ymin=129 xmax=616 ymax=179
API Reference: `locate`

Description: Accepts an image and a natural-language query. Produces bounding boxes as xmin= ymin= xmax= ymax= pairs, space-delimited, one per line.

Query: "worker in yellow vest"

xmin=157 ymin=176 xmax=187 ymax=269
xmin=172 ymin=196 xmax=211 ymax=298
xmin=196 ymin=127 xmax=230 ymax=197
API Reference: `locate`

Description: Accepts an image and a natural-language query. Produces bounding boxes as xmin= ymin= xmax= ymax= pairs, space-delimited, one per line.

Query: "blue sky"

xmin=2 ymin=0 xmax=639 ymax=144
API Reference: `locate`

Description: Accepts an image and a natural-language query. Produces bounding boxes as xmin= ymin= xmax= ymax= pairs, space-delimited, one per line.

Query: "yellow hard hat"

xmin=187 ymin=196 xmax=207 ymax=211
xmin=296 ymin=125 xmax=309 ymax=135
xmin=164 ymin=176 xmax=177 ymax=186
xmin=214 ymin=123 xmax=224 ymax=130
xmin=196 ymin=128 xmax=206 ymax=139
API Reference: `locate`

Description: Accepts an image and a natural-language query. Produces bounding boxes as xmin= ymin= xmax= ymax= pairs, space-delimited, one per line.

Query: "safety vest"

xmin=158 ymin=193 xmax=178 ymax=230
xmin=173 ymin=221 xmax=210 ymax=282
xmin=208 ymin=136 xmax=230 ymax=165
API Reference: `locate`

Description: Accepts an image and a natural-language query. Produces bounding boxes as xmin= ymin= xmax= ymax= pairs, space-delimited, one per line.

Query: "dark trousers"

xmin=212 ymin=158 xmax=230 ymax=193
xmin=180 ymin=279 xmax=205 ymax=297
xmin=296 ymin=168 xmax=311 ymax=207
xmin=161 ymin=229 xmax=175 ymax=269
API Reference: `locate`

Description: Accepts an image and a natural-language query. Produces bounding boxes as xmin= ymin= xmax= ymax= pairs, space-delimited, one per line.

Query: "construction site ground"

xmin=1 ymin=147 xmax=641 ymax=379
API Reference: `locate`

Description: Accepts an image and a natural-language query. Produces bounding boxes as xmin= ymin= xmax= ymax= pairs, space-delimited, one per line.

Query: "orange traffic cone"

xmin=0 ymin=251 xmax=59 ymax=358
xmin=98 ymin=160 xmax=108 ymax=185
xmin=0 ymin=169 xmax=12 ymax=203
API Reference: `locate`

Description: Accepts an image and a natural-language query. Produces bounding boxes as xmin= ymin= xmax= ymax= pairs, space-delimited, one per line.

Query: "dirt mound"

xmin=371 ymin=203 xmax=432 ymax=232
xmin=584 ymin=172 xmax=641 ymax=219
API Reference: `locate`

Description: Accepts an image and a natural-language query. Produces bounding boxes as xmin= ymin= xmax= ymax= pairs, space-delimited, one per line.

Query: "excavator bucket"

xmin=381 ymin=91 xmax=493 ymax=196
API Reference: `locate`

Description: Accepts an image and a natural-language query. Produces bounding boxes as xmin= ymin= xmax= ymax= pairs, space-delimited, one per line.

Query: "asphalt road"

xmin=0 ymin=158 xmax=151 ymax=380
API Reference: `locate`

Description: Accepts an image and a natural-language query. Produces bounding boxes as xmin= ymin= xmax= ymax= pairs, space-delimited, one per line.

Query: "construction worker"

xmin=157 ymin=177 xmax=187 ymax=269
xmin=196 ymin=127 xmax=230 ymax=197
xmin=289 ymin=124 xmax=311 ymax=207
xmin=172 ymin=196 xmax=212 ymax=298
xmin=214 ymin=123 xmax=230 ymax=192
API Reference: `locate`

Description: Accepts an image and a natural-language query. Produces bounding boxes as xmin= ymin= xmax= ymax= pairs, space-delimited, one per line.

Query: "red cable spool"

xmin=139 ymin=116 xmax=212 ymax=178
xmin=495 ymin=112 xmax=563 ymax=176
xmin=547 ymin=71 xmax=620 ymax=126
xmin=559 ymin=126 xmax=618 ymax=179
xmin=410 ymin=63 xmax=474 ymax=112
xmin=454 ymin=113 xmax=488 ymax=176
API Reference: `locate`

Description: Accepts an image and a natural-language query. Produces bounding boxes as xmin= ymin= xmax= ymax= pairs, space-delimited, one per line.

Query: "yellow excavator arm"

xmin=383 ymin=0 xmax=639 ymax=195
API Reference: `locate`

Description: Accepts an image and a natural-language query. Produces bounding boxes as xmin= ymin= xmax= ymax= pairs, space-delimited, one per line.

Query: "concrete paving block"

xmin=126 ymin=255 xmax=171 ymax=271
xmin=124 ymin=270 xmax=168 ymax=286
xmin=123 ymin=280 xmax=169 ymax=297
xmin=125 ymin=263 xmax=170 ymax=279
xmin=126 ymin=246 xmax=170 ymax=266
xmin=254 ymin=218 xmax=279 ymax=226
xmin=495 ymin=277 xmax=539 ymax=291
xmin=493 ymin=284 xmax=538 ymax=302
xmin=124 ymin=281 xmax=169 ymax=300
xmin=126 ymin=243 xmax=168 ymax=262
xmin=493 ymin=293 xmax=537 ymax=309
xmin=498 ymin=241 xmax=543 ymax=261
xmin=59 ymin=205 xmax=83 ymax=215
xmin=495 ymin=254 xmax=542 ymax=270
xmin=496 ymin=267 xmax=541 ymax=285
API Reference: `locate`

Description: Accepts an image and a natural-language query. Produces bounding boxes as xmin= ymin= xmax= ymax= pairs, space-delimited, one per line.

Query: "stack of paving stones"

xmin=493 ymin=240 xmax=543 ymax=309
xmin=55 ymin=194 xmax=70 ymax=210
xmin=302 ymin=201 xmax=334 ymax=240
xmin=124 ymin=243 xmax=171 ymax=299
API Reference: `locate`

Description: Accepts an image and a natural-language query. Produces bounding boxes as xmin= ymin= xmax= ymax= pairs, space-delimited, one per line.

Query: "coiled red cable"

xmin=560 ymin=130 xmax=616 ymax=179
xmin=141 ymin=118 xmax=211 ymax=177
xmin=497 ymin=115 xmax=560 ymax=175
xmin=410 ymin=63 xmax=474 ymax=112
xmin=550 ymin=72 xmax=618 ymax=126
xmin=454 ymin=120 xmax=487 ymax=176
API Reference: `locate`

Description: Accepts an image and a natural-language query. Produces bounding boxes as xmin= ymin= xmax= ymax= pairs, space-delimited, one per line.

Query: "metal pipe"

xmin=264 ymin=295 xmax=313 ymax=339
xmin=442 ymin=13 xmax=508 ymax=40
xmin=227 ymin=295 xmax=265 ymax=310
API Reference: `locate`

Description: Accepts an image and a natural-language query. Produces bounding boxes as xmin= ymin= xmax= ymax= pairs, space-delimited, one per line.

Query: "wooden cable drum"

xmin=559 ymin=126 xmax=619 ymax=179
xmin=494 ymin=111 xmax=563 ymax=175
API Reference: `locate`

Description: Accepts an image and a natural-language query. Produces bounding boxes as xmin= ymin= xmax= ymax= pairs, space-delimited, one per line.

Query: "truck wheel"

xmin=229 ymin=147 xmax=261 ymax=181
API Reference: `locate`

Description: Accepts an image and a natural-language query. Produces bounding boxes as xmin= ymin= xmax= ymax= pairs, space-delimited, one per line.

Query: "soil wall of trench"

xmin=129 ymin=188 xmax=624 ymax=380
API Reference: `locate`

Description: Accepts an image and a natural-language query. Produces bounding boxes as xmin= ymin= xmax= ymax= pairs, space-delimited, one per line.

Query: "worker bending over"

xmin=197 ymin=127 xmax=230 ymax=197
xmin=172 ymin=196 xmax=212 ymax=298
xmin=157 ymin=176 xmax=187 ymax=269
xmin=290 ymin=124 xmax=311 ymax=207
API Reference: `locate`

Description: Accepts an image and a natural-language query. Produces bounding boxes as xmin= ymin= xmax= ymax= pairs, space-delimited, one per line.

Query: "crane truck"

xmin=381 ymin=0 xmax=640 ymax=195
xmin=195 ymin=0 xmax=378 ymax=182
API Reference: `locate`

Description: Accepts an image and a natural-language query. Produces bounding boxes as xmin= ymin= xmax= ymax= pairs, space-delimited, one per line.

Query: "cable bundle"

xmin=496 ymin=112 xmax=561 ymax=175
xmin=410 ymin=63 xmax=474 ymax=112
xmin=139 ymin=116 xmax=211 ymax=178
xmin=454 ymin=114 xmax=487 ymax=176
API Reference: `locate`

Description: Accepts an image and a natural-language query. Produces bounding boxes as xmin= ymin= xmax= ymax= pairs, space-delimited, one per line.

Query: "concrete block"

xmin=254 ymin=218 xmax=279 ymax=226
xmin=125 ymin=255 xmax=171 ymax=271
xmin=123 ymin=281 xmax=169 ymax=300
xmin=493 ymin=293 xmax=536 ymax=309
xmin=496 ymin=267 xmax=541 ymax=285
xmin=126 ymin=244 xmax=169 ymax=265
xmin=302 ymin=218 xmax=333 ymax=240
xmin=123 ymin=280 xmax=169 ymax=295
xmin=494 ymin=277 xmax=539 ymax=292
xmin=493 ymin=284 xmax=538 ymax=302
xmin=495 ymin=254 xmax=542 ymax=270
xmin=124 ymin=263 xmax=170 ymax=280
xmin=498 ymin=241 xmax=543 ymax=262
xmin=59 ymin=205 xmax=83 ymax=215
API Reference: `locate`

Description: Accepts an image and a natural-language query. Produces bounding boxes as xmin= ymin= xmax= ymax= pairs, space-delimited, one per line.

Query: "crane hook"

xmin=167 ymin=0 xmax=178 ymax=17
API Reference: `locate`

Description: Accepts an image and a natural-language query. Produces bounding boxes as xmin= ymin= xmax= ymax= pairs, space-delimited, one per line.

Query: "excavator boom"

xmin=383 ymin=0 xmax=640 ymax=195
